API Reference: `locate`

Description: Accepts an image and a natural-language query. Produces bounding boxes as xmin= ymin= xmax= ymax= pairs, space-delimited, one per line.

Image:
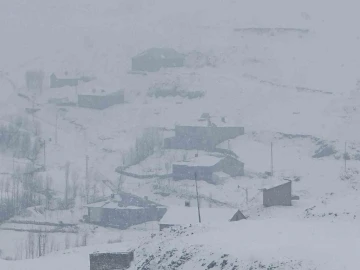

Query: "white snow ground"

xmin=1 ymin=0 xmax=360 ymax=268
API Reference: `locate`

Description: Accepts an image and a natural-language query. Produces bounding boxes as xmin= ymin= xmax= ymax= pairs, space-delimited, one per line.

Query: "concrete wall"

xmin=88 ymin=207 xmax=103 ymax=223
xmin=132 ymin=56 xmax=184 ymax=72
xmin=263 ymin=181 xmax=292 ymax=207
xmin=78 ymin=91 xmax=124 ymax=110
xmin=90 ymin=251 xmax=134 ymax=270
xmin=216 ymin=156 xmax=244 ymax=177
xmin=172 ymin=164 xmax=215 ymax=182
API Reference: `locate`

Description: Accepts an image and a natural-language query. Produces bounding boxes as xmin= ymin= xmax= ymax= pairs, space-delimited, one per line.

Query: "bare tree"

xmin=25 ymin=232 xmax=35 ymax=259
xmin=45 ymin=175 xmax=53 ymax=210
xmin=117 ymin=175 xmax=124 ymax=193
xmin=65 ymin=234 xmax=70 ymax=249
xmin=81 ymin=232 xmax=89 ymax=247
xmin=25 ymin=70 xmax=44 ymax=93
xmin=71 ymin=170 xmax=79 ymax=199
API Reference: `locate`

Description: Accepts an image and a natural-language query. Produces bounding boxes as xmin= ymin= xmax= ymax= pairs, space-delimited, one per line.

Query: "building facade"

xmin=172 ymin=155 xmax=244 ymax=183
xmin=164 ymin=125 xmax=244 ymax=151
xmin=86 ymin=192 xmax=167 ymax=229
xmin=263 ymin=181 xmax=292 ymax=207
xmin=78 ymin=90 xmax=124 ymax=110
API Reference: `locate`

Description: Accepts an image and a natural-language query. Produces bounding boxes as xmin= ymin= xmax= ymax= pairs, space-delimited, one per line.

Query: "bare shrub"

xmin=107 ymin=235 xmax=123 ymax=244
xmin=123 ymin=128 xmax=163 ymax=166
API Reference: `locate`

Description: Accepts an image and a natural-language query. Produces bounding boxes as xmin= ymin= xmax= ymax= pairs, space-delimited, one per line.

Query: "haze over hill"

xmin=1 ymin=0 xmax=360 ymax=269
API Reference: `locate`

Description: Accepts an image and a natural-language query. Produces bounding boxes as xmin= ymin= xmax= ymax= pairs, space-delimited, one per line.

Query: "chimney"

xmin=185 ymin=201 xmax=190 ymax=207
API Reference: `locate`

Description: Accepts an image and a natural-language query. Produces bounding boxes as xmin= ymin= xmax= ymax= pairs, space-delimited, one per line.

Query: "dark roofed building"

xmin=50 ymin=71 xmax=93 ymax=88
xmin=78 ymin=90 xmax=124 ymax=110
xmin=164 ymin=114 xmax=244 ymax=151
xmin=132 ymin=47 xmax=185 ymax=72
xmin=86 ymin=192 xmax=166 ymax=229
xmin=77 ymin=80 xmax=124 ymax=110
xmin=172 ymin=154 xmax=244 ymax=184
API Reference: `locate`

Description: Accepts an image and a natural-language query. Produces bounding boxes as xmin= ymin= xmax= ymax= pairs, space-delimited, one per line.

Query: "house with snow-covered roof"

xmin=164 ymin=113 xmax=244 ymax=151
xmin=50 ymin=70 xmax=94 ymax=88
xmin=77 ymin=79 xmax=124 ymax=110
xmin=172 ymin=154 xmax=244 ymax=184
xmin=131 ymin=47 xmax=185 ymax=72
xmin=85 ymin=192 xmax=166 ymax=229
xmin=159 ymin=206 xmax=246 ymax=231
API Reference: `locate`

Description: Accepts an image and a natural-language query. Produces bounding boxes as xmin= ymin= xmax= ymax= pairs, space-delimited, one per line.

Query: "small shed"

xmin=159 ymin=206 xmax=246 ymax=231
xmin=50 ymin=71 xmax=93 ymax=88
xmin=172 ymin=154 xmax=244 ymax=184
xmin=90 ymin=250 xmax=134 ymax=270
xmin=262 ymin=180 xmax=292 ymax=207
xmin=132 ymin=48 xmax=185 ymax=72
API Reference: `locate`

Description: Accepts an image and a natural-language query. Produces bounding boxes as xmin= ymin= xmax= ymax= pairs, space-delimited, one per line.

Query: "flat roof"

xmin=263 ymin=179 xmax=291 ymax=190
xmin=135 ymin=47 xmax=184 ymax=59
xmin=177 ymin=115 xmax=237 ymax=128
xmin=174 ymin=155 xmax=224 ymax=167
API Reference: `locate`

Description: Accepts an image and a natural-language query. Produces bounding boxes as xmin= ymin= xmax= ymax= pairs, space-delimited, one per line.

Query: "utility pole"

xmin=43 ymin=139 xmax=46 ymax=169
xmin=31 ymin=95 xmax=35 ymax=125
xmin=244 ymin=188 xmax=248 ymax=205
xmin=86 ymin=155 xmax=89 ymax=180
xmin=55 ymin=111 xmax=58 ymax=144
xmin=344 ymin=142 xmax=347 ymax=173
xmin=270 ymin=142 xmax=274 ymax=177
xmin=194 ymin=172 xmax=201 ymax=223
xmin=85 ymin=155 xmax=89 ymax=204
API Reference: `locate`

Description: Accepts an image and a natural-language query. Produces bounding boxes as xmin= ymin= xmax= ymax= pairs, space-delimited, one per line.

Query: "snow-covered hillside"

xmin=1 ymin=0 xmax=360 ymax=268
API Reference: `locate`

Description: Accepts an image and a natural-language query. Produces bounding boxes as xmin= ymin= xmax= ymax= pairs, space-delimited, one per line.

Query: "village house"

xmin=131 ymin=47 xmax=185 ymax=72
xmin=159 ymin=206 xmax=246 ymax=231
xmin=85 ymin=192 xmax=167 ymax=229
xmin=262 ymin=180 xmax=293 ymax=207
xmin=172 ymin=154 xmax=244 ymax=184
xmin=50 ymin=71 xmax=93 ymax=88
xmin=164 ymin=114 xmax=244 ymax=151
xmin=77 ymin=79 xmax=124 ymax=109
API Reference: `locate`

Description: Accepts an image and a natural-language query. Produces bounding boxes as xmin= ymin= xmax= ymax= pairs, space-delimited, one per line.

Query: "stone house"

xmin=172 ymin=154 xmax=244 ymax=184
xmin=164 ymin=114 xmax=244 ymax=151
xmin=86 ymin=192 xmax=167 ymax=229
xmin=131 ymin=48 xmax=185 ymax=72
xmin=77 ymin=80 xmax=124 ymax=109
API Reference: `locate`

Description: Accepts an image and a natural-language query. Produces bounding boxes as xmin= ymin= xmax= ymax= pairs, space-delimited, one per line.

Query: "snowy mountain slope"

xmin=1 ymin=0 xmax=360 ymax=265
xmin=2 ymin=219 xmax=360 ymax=270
